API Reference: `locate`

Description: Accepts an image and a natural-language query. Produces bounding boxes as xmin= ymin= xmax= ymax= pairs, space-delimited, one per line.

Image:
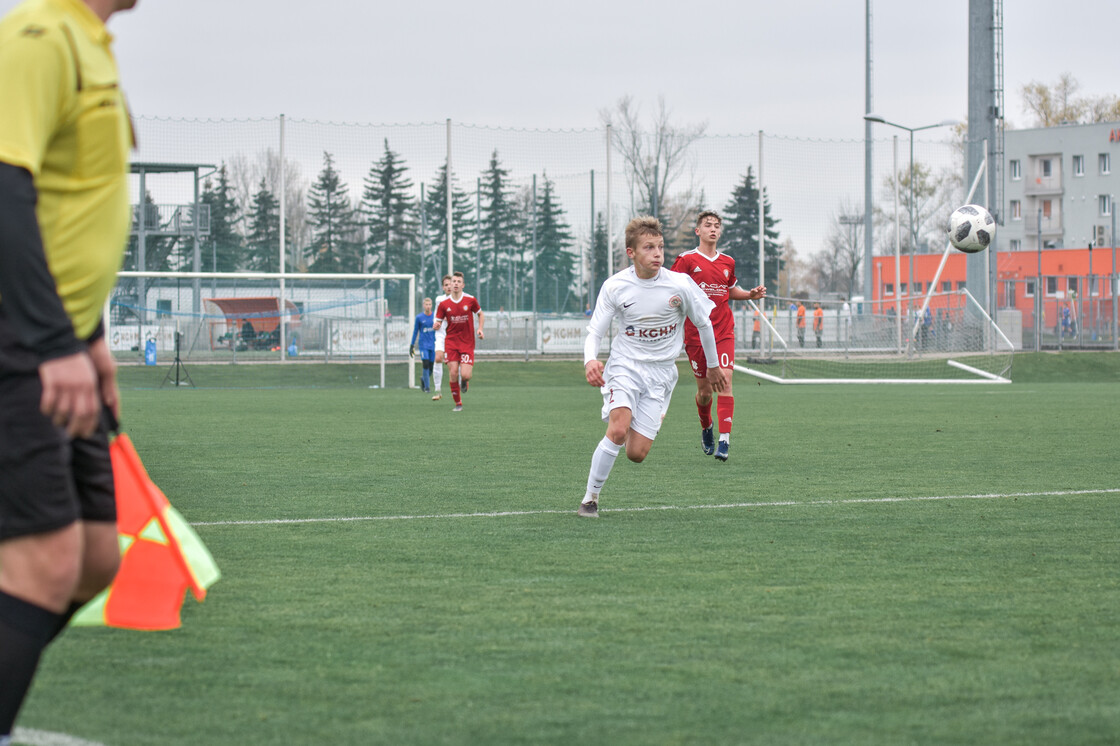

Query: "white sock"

xmin=433 ymin=363 xmax=443 ymax=392
xmin=719 ymin=433 xmax=730 ymax=443
xmin=585 ymin=437 xmax=621 ymax=501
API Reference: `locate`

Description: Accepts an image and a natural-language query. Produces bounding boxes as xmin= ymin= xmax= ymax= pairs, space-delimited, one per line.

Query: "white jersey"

xmin=584 ymin=266 xmax=717 ymax=367
xmin=433 ymin=293 xmax=449 ymax=351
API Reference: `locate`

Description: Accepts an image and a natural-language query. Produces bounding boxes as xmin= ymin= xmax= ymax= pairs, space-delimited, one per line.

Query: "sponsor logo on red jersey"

xmin=697 ymin=281 xmax=729 ymax=298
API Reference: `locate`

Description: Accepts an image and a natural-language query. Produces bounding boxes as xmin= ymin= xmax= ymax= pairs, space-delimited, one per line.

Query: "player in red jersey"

xmin=669 ymin=211 xmax=766 ymax=462
xmin=433 ymin=271 xmax=484 ymax=412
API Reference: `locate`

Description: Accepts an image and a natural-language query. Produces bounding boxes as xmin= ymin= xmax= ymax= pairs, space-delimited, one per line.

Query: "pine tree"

xmin=721 ymin=166 xmax=781 ymax=287
xmin=588 ymin=211 xmax=609 ymax=309
xmin=532 ymin=173 xmax=576 ymax=312
xmin=362 ymin=139 xmax=417 ymax=275
xmin=125 ymin=191 xmax=180 ymax=272
xmin=245 ymin=178 xmax=283 ymax=273
xmin=422 ymin=163 xmax=475 ymax=292
xmin=200 ymin=164 xmax=243 ymax=271
xmin=307 ymin=152 xmax=361 ymax=272
xmin=479 ymin=150 xmax=522 ymax=309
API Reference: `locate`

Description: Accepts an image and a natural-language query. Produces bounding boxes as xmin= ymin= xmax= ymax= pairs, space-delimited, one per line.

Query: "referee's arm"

xmin=0 ymin=163 xmax=82 ymax=358
xmin=0 ymin=162 xmax=101 ymax=437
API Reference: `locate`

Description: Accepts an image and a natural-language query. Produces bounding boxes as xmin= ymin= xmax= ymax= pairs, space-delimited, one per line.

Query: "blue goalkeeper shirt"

xmin=412 ymin=311 xmax=435 ymax=352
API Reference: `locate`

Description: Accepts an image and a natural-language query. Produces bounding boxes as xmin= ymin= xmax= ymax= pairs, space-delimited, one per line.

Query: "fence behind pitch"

xmin=109 ymin=272 xmax=415 ymax=371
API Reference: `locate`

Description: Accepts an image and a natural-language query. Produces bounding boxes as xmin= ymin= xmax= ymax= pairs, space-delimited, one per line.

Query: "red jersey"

xmin=670 ymin=249 xmax=738 ymax=344
xmin=436 ymin=293 xmax=481 ymax=349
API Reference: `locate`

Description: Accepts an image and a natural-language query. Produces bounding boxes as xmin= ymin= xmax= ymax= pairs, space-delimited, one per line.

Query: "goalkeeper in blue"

xmin=410 ymin=298 xmax=436 ymax=392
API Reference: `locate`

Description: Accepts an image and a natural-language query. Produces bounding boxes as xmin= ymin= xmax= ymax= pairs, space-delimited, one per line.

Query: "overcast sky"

xmin=3 ymin=0 xmax=1113 ymax=137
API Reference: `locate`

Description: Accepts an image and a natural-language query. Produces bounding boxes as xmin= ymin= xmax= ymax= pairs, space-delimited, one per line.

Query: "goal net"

xmin=736 ymin=289 xmax=1014 ymax=383
xmin=107 ymin=271 xmax=416 ymax=385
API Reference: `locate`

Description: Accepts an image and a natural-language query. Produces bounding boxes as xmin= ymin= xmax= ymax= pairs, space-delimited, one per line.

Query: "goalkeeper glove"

xmin=409 ymin=344 xmax=415 ymax=358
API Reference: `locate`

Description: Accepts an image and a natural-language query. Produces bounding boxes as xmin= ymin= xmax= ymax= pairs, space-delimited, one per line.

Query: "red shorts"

xmin=445 ymin=344 xmax=475 ymax=366
xmin=685 ymin=338 xmax=734 ymax=379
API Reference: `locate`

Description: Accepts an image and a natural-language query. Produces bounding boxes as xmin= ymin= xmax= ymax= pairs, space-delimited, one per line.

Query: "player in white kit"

xmin=579 ymin=217 xmax=727 ymax=517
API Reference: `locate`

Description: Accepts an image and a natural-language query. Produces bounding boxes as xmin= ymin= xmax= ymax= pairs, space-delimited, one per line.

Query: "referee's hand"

xmin=88 ymin=336 xmax=120 ymax=424
xmin=39 ymin=351 xmax=100 ymax=438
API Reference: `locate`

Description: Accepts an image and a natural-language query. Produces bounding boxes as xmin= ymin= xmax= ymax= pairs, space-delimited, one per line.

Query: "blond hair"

xmin=624 ymin=216 xmax=662 ymax=249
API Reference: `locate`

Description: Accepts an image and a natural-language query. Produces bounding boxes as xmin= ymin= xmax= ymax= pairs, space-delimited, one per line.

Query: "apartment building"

xmin=1002 ymin=120 xmax=1119 ymax=251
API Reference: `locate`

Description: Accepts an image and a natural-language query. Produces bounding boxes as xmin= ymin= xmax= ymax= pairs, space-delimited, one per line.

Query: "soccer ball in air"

xmin=947 ymin=204 xmax=995 ymax=253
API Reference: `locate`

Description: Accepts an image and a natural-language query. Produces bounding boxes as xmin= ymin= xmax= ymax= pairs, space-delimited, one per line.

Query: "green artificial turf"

xmin=15 ymin=359 xmax=1120 ymax=745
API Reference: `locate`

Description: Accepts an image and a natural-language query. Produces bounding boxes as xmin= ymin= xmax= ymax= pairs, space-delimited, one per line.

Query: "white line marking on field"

xmin=13 ymin=728 xmax=107 ymax=746
xmin=190 ymin=488 xmax=1120 ymax=527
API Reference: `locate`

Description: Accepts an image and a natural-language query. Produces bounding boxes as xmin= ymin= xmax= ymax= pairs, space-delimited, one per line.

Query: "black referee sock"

xmin=0 ymin=590 xmax=63 ymax=737
xmin=47 ymin=601 xmax=84 ymax=644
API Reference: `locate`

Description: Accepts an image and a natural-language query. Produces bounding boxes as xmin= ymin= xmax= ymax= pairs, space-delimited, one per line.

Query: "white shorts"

xmin=599 ymin=358 xmax=679 ymax=441
xmin=435 ymin=327 xmax=447 ymax=354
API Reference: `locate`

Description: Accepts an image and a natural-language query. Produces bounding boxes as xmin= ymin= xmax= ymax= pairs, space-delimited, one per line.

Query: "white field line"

xmin=13 ymin=728 xmax=108 ymax=746
xmin=191 ymin=488 xmax=1120 ymax=527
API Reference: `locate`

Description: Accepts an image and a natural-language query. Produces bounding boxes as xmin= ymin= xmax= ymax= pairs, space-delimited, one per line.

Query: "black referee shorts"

xmin=0 ymin=314 xmax=116 ymax=541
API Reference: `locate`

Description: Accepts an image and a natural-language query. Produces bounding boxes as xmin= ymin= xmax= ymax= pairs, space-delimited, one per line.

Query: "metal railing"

xmin=131 ymin=203 xmax=210 ymax=236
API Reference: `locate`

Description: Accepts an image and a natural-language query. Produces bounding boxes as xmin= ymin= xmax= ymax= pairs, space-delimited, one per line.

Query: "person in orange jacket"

xmin=813 ymin=302 xmax=824 ymax=348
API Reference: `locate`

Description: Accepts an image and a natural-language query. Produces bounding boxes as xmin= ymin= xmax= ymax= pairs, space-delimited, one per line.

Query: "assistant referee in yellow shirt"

xmin=0 ymin=1 xmax=138 ymax=741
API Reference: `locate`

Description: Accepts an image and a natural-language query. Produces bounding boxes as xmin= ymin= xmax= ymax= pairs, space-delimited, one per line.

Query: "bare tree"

xmin=873 ymin=161 xmax=959 ymax=256
xmin=1021 ymin=73 xmax=1084 ymax=127
xmin=815 ymin=201 xmax=865 ymax=297
xmin=600 ymin=95 xmax=707 ymax=252
xmin=230 ymin=149 xmax=310 ymax=269
xmin=1085 ymin=95 xmax=1120 ymax=124
xmin=805 ymin=250 xmax=838 ymax=298
xmin=778 ymin=238 xmax=812 ymax=298
xmin=1020 ymin=73 xmax=1120 ymax=127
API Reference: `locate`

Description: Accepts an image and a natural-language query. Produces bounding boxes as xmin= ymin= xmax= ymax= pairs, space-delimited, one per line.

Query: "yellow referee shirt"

xmin=0 ymin=0 xmax=132 ymax=339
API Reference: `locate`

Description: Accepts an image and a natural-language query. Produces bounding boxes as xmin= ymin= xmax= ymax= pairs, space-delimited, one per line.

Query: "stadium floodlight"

xmin=864 ymin=114 xmax=961 ymax=313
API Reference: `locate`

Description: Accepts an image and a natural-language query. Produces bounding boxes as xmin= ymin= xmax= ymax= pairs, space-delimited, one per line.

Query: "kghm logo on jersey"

xmin=668 ymin=295 xmax=682 ymax=308
xmin=624 ymin=323 xmax=678 ymax=340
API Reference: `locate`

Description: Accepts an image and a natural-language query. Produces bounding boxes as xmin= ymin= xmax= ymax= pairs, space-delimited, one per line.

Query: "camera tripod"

xmin=161 ymin=330 xmax=195 ymax=388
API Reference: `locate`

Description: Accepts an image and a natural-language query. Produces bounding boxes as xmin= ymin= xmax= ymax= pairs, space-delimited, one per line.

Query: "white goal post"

xmin=735 ymin=290 xmax=1013 ymax=384
xmin=734 ymin=157 xmax=1014 ymax=384
xmin=106 ymin=271 xmax=417 ymax=388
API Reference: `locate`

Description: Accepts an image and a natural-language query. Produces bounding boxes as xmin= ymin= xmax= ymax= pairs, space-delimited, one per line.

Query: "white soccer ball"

xmin=947 ymin=204 xmax=995 ymax=253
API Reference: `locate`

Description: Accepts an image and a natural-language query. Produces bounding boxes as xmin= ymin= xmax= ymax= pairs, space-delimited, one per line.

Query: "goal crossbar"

xmin=107 ymin=270 xmax=417 ymax=388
